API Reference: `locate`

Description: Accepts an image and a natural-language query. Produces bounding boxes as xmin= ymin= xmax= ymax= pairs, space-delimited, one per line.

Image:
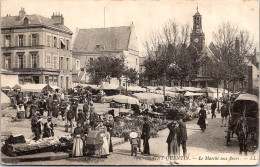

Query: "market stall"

xmin=116 ymin=85 xmax=146 ymax=93
xmin=169 ymin=86 xmax=185 ymax=92
xmin=184 ymin=91 xmax=206 ymax=97
xmin=182 ymin=87 xmax=203 ymax=92
xmin=132 ymin=93 xmax=164 ymax=106
xmin=50 ymin=85 xmax=61 ymax=92
xmin=1 ymin=91 xmax=11 ymax=110
xmin=101 ymin=95 xmax=139 ymax=105
xmin=20 ymin=84 xmax=53 ymax=93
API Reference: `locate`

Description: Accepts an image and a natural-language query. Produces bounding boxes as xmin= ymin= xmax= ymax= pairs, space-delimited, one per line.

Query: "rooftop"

xmin=1 ymin=9 xmax=72 ymax=34
xmin=73 ymin=26 xmax=132 ymax=53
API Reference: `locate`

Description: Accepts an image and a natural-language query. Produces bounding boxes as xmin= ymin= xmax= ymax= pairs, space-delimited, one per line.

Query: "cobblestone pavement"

xmin=2 ymin=107 xmax=258 ymax=165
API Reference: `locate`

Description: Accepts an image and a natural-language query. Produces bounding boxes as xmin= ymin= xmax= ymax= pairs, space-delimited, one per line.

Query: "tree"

xmin=143 ymin=20 xmax=201 ymax=86
xmin=124 ymin=68 xmax=138 ymax=84
xmin=86 ymin=55 xmax=125 ymax=85
xmin=212 ymin=22 xmax=255 ymax=92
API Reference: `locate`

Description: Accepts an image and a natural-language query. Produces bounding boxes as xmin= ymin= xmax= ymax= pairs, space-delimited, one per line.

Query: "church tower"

xmin=190 ymin=5 xmax=205 ymax=53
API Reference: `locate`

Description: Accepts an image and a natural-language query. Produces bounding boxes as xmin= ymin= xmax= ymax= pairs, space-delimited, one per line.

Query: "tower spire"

xmin=196 ymin=0 xmax=199 ymax=13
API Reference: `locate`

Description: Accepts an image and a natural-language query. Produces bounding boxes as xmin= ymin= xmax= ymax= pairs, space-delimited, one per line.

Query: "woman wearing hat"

xmin=96 ymin=119 xmax=110 ymax=157
xmin=72 ymin=122 xmax=85 ymax=157
xmin=167 ymin=120 xmax=180 ymax=156
xmin=197 ymin=104 xmax=207 ymax=132
xmin=141 ymin=116 xmax=150 ymax=156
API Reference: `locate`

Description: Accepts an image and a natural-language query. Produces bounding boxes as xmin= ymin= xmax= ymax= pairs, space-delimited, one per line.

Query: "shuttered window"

xmin=27 ymin=54 xmax=32 ymax=68
xmin=23 ymin=35 xmax=27 ymax=46
xmin=18 ymin=35 xmax=24 ymax=46
xmin=32 ymin=54 xmax=38 ymax=68
xmin=32 ymin=34 xmax=39 ymax=46
xmin=23 ymin=54 xmax=27 ymax=68
xmin=28 ymin=34 xmax=32 ymax=46
xmin=47 ymin=35 xmax=50 ymax=47
xmin=15 ymin=35 xmax=18 ymax=46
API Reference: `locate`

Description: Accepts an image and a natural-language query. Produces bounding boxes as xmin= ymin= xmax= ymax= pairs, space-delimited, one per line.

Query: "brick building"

xmin=1 ymin=8 xmax=73 ymax=90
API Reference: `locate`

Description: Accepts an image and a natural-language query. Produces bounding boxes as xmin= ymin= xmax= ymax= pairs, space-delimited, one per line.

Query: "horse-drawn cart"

xmin=225 ymin=94 xmax=258 ymax=155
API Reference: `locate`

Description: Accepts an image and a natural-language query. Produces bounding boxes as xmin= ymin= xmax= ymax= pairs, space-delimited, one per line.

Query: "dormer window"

xmin=96 ymin=44 xmax=101 ymax=49
xmin=24 ymin=17 xmax=29 ymax=25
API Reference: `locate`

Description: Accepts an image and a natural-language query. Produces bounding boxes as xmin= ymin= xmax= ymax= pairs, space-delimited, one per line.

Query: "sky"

xmin=1 ymin=0 xmax=259 ymax=55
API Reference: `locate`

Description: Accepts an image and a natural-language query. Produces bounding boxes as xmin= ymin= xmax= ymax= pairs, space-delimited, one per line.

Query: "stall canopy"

xmin=184 ymin=91 xmax=206 ymax=97
xmin=182 ymin=87 xmax=203 ymax=92
xmin=13 ymin=84 xmax=21 ymax=90
xmin=235 ymin=94 xmax=259 ymax=104
xmin=169 ymin=87 xmax=185 ymax=92
xmin=82 ymin=84 xmax=100 ymax=90
xmin=157 ymin=86 xmax=172 ymax=91
xmin=199 ymin=87 xmax=217 ymax=93
xmin=1 ymin=91 xmax=11 ymax=104
xmin=101 ymin=94 xmax=139 ymax=104
xmin=132 ymin=93 xmax=164 ymax=104
xmin=99 ymin=83 xmax=119 ymax=90
xmin=165 ymin=91 xmax=180 ymax=98
xmin=117 ymin=85 xmax=146 ymax=92
xmin=20 ymin=84 xmax=52 ymax=92
xmin=50 ymin=85 xmax=60 ymax=90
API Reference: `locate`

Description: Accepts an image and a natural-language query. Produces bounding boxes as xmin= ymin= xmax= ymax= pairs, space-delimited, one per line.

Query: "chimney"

xmin=51 ymin=12 xmax=64 ymax=25
xmin=19 ymin=8 xmax=26 ymax=20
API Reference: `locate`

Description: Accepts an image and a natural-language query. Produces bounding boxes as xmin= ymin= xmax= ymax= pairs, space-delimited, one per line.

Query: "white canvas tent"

xmin=132 ymin=93 xmax=164 ymax=105
xmin=1 ymin=91 xmax=11 ymax=104
xmin=20 ymin=84 xmax=52 ymax=92
xmin=99 ymin=83 xmax=119 ymax=90
xmin=117 ymin=85 xmax=146 ymax=92
xmin=182 ymin=87 xmax=203 ymax=92
xmin=169 ymin=87 xmax=185 ymax=92
xmin=184 ymin=91 xmax=206 ymax=97
xmin=101 ymin=95 xmax=139 ymax=104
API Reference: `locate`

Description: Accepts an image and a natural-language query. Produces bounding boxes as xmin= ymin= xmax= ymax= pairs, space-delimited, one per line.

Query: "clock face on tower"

xmin=194 ymin=38 xmax=199 ymax=43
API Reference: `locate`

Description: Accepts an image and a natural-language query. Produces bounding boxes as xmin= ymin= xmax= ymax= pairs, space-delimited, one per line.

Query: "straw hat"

xmin=129 ymin=132 xmax=138 ymax=139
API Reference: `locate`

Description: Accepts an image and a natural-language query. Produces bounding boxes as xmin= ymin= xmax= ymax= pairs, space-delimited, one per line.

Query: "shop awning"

xmin=20 ymin=84 xmax=52 ymax=92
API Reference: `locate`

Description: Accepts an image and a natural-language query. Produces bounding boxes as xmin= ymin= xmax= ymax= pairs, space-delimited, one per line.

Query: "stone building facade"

xmin=72 ymin=23 xmax=139 ymax=84
xmin=1 ymin=8 xmax=73 ymax=90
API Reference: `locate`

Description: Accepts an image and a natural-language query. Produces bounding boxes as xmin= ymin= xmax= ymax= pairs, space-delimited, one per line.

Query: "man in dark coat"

xmin=177 ymin=117 xmax=188 ymax=156
xmin=211 ymin=100 xmax=217 ymax=119
xmin=77 ymin=109 xmax=86 ymax=125
xmin=31 ymin=112 xmax=42 ymax=141
xmin=66 ymin=107 xmax=75 ymax=133
xmin=43 ymin=117 xmax=54 ymax=138
xmin=38 ymin=99 xmax=47 ymax=116
xmin=83 ymin=102 xmax=89 ymax=116
xmin=46 ymin=95 xmax=53 ymax=116
xmin=141 ymin=117 xmax=150 ymax=155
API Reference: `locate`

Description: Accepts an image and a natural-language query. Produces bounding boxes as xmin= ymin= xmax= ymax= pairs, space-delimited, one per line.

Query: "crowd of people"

xmin=9 ymin=86 xmax=237 ymax=160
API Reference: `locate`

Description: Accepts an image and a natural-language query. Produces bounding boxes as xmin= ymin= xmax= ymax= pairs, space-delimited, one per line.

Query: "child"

xmin=129 ymin=132 xmax=140 ymax=156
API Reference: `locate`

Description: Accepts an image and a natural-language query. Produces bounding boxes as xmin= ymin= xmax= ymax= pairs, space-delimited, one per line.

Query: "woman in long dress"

xmin=96 ymin=121 xmax=110 ymax=157
xmin=197 ymin=104 xmax=207 ymax=132
xmin=72 ymin=122 xmax=85 ymax=157
xmin=167 ymin=121 xmax=180 ymax=156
